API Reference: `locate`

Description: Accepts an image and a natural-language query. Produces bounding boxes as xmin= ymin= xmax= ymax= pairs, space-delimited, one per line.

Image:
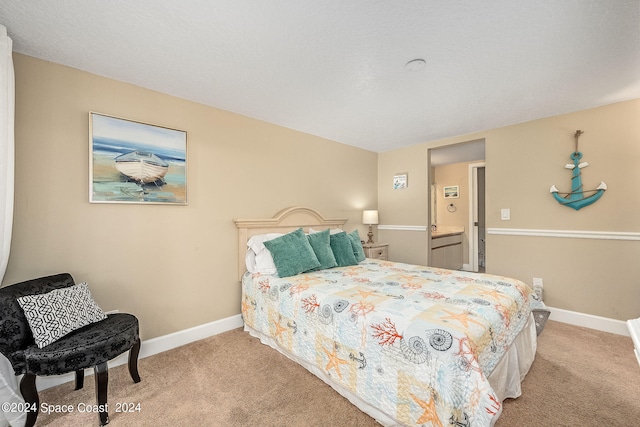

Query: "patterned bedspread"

xmin=241 ymin=259 xmax=538 ymax=426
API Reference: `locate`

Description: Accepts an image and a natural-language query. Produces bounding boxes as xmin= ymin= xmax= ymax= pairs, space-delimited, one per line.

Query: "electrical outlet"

xmin=533 ymin=278 xmax=543 ymax=287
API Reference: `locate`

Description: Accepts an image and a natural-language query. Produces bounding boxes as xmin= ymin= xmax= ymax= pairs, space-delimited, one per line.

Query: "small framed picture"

xmin=443 ymin=185 xmax=459 ymax=198
xmin=393 ymin=173 xmax=408 ymax=190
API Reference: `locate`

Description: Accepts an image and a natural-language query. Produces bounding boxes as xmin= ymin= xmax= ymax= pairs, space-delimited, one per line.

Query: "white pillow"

xmin=244 ymin=248 xmax=278 ymax=275
xmin=254 ymin=250 xmax=278 ymax=275
xmin=17 ymin=282 xmax=107 ymax=348
xmin=248 ymin=233 xmax=284 ymax=253
xmin=245 ymin=233 xmax=283 ymax=274
xmin=245 ymin=249 xmax=258 ymax=273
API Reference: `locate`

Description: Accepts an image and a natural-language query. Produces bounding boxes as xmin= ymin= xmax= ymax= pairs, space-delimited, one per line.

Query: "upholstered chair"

xmin=0 ymin=273 xmax=141 ymax=426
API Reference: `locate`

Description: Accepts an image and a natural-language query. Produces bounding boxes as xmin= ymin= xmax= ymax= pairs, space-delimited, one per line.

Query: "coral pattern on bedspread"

xmin=241 ymin=259 xmax=536 ymax=426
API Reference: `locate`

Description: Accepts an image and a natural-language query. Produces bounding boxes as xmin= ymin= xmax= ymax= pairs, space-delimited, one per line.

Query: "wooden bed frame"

xmin=233 ymin=206 xmax=347 ymax=280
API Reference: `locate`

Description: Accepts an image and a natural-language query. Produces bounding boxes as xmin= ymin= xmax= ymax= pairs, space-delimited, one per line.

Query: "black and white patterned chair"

xmin=0 ymin=273 xmax=141 ymax=426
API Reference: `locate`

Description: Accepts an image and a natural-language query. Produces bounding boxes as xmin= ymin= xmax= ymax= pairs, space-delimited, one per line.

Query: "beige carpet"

xmin=34 ymin=320 xmax=640 ymax=426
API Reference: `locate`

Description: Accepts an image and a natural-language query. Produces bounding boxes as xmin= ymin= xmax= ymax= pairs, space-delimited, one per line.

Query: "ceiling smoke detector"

xmin=405 ymin=58 xmax=426 ymax=72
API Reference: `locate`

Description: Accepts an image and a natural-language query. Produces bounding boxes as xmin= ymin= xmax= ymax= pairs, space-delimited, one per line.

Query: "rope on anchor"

xmin=574 ymin=129 xmax=583 ymax=154
xmin=555 ymin=188 xmax=601 ymax=202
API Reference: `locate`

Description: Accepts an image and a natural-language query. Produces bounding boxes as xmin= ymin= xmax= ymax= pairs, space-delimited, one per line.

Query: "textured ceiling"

xmin=1 ymin=1 xmax=639 ymax=154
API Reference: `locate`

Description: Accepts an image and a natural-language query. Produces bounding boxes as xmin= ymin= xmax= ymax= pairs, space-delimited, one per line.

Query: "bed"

xmin=234 ymin=207 xmax=549 ymax=427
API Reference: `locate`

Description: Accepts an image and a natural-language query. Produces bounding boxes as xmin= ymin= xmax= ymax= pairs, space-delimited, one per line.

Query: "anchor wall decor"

xmin=550 ymin=130 xmax=607 ymax=210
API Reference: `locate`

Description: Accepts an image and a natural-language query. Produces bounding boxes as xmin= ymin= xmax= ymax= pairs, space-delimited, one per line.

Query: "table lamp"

xmin=362 ymin=210 xmax=379 ymax=244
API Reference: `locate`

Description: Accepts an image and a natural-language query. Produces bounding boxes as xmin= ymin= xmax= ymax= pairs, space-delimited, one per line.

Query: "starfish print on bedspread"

xmin=440 ymin=309 xmax=485 ymax=329
xmin=273 ymin=319 xmax=288 ymax=339
xmin=323 ymin=345 xmax=349 ymax=380
xmin=293 ymin=275 xmax=323 ymax=286
xmin=410 ymin=393 xmax=443 ymax=427
xmin=476 ymin=288 xmax=511 ymax=302
xmin=352 ymin=288 xmax=378 ymax=299
xmin=343 ymin=267 xmax=361 ymax=276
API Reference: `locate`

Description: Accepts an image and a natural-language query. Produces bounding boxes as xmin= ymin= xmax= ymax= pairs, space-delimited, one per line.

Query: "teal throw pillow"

xmin=307 ymin=229 xmax=338 ymax=270
xmin=329 ymin=231 xmax=358 ymax=267
xmin=263 ymin=228 xmax=321 ymax=277
xmin=348 ymin=229 xmax=366 ymax=262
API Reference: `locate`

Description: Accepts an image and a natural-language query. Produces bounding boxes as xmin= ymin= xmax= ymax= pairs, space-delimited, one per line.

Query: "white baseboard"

xmin=35 ymin=314 xmax=243 ymax=391
xmin=626 ymin=319 xmax=640 ymax=367
xmin=548 ymin=306 xmax=630 ymax=336
xmin=136 ymin=314 xmax=243 ymax=359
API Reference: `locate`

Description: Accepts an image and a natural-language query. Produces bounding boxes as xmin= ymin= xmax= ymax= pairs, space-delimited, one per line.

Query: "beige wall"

xmin=379 ymin=99 xmax=640 ymax=321
xmin=3 ymin=54 xmax=378 ymax=340
xmin=4 ymin=53 xmax=637 ymax=334
xmin=377 ymin=144 xmax=430 ymax=263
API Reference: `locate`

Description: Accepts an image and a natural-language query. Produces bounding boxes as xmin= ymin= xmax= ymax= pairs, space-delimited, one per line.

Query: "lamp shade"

xmin=362 ymin=210 xmax=379 ymax=225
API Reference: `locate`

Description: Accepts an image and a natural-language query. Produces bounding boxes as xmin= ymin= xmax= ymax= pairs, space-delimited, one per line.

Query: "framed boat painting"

xmin=89 ymin=112 xmax=187 ymax=205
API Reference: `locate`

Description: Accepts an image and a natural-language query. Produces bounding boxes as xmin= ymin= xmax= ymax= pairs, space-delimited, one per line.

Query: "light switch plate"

xmin=500 ymin=208 xmax=510 ymax=220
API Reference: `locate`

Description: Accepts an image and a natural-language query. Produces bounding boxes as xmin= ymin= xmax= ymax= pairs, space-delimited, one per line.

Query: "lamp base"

xmin=367 ymin=225 xmax=374 ymax=244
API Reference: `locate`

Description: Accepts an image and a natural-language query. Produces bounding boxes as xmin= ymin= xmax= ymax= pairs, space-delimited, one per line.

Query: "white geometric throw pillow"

xmin=17 ymin=282 xmax=108 ymax=348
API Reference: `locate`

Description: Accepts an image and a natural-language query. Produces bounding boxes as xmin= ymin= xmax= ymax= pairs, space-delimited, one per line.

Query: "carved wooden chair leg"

xmin=94 ymin=362 xmax=109 ymax=426
xmin=75 ymin=369 xmax=85 ymax=390
xmin=19 ymin=373 xmax=39 ymax=427
xmin=128 ymin=339 xmax=141 ymax=383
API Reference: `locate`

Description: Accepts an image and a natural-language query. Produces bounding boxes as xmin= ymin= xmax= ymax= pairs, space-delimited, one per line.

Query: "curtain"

xmin=0 ymin=25 xmax=14 ymax=284
xmin=0 ymin=25 xmax=22 ymax=427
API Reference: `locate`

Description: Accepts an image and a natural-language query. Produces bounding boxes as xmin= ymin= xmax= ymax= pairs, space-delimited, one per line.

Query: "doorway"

xmin=469 ymin=163 xmax=486 ymax=272
xmin=428 ymin=139 xmax=485 ymax=270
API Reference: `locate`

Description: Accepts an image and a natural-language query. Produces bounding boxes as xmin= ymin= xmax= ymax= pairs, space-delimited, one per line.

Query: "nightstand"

xmin=363 ymin=243 xmax=388 ymax=260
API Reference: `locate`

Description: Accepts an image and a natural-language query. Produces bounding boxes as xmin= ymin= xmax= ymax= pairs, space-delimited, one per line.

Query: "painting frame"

xmin=443 ymin=185 xmax=459 ymax=199
xmin=393 ymin=173 xmax=408 ymax=190
xmin=89 ymin=112 xmax=187 ymax=205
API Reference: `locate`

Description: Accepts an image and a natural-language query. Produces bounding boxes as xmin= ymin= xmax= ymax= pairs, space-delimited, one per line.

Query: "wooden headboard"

xmin=233 ymin=206 xmax=348 ymax=280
